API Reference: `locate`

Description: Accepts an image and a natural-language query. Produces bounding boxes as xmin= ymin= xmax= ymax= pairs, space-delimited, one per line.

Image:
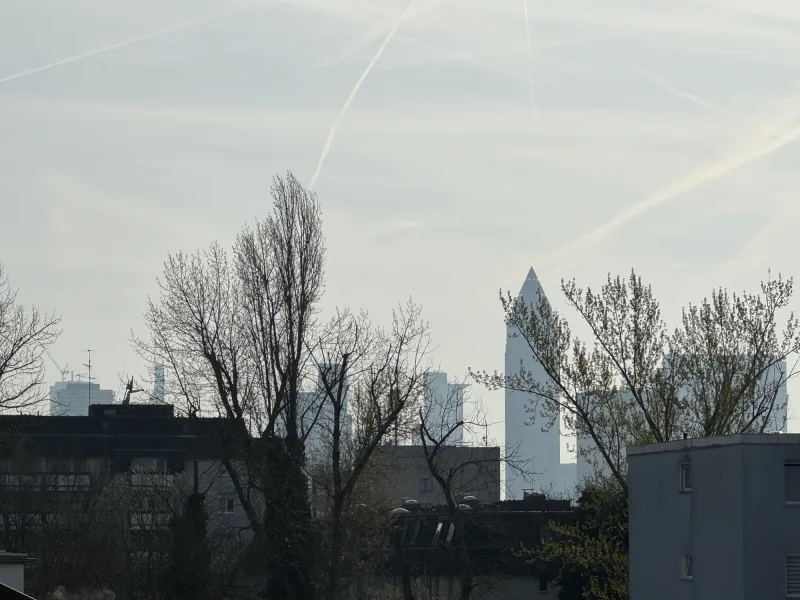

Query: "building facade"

xmin=628 ymin=434 xmax=800 ymax=600
xmin=49 ymin=380 xmax=115 ymax=416
xmin=371 ymin=445 xmax=501 ymax=508
xmin=0 ymin=403 xmax=250 ymax=553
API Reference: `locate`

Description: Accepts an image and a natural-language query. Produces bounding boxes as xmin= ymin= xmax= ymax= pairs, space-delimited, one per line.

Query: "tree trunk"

xmin=325 ymin=497 xmax=344 ymax=600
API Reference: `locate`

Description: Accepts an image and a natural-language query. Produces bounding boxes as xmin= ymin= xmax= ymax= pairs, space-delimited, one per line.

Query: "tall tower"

xmin=505 ymin=267 xmax=561 ymax=499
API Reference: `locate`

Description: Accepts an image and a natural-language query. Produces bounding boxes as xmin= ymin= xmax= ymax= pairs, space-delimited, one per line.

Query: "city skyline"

xmin=3 ymin=0 xmax=800 ymax=452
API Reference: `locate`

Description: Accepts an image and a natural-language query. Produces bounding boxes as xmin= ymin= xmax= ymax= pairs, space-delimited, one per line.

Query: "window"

xmin=444 ymin=522 xmax=455 ymax=545
xmin=538 ymin=577 xmax=549 ymax=592
xmin=419 ymin=477 xmax=434 ymax=493
xmin=680 ymin=462 xmax=691 ymax=492
xmin=787 ymin=555 xmax=800 ymax=597
xmin=681 ymin=553 xmax=693 ymax=580
xmin=431 ymin=522 xmax=443 ymax=545
xmin=786 ymin=464 xmax=800 ymax=503
xmin=409 ymin=520 xmax=421 ymax=545
xmin=541 ymin=525 xmax=552 ymax=543
xmin=218 ymin=497 xmax=235 ymax=514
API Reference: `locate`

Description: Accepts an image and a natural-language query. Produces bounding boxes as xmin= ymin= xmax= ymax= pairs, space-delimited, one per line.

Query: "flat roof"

xmin=627 ymin=433 xmax=799 ymax=456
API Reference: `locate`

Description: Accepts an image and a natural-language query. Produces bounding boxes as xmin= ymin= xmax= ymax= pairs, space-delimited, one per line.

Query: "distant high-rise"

xmin=576 ymin=359 xmax=790 ymax=484
xmin=303 ymin=363 xmax=351 ymax=465
xmin=505 ymin=267 xmax=567 ymax=499
xmin=153 ymin=364 xmax=165 ymax=403
xmin=50 ymin=380 xmax=115 ymax=416
xmin=418 ymin=372 xmax=465 ymax=444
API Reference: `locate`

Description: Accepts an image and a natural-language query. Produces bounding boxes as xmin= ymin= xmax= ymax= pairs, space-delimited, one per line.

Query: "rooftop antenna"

xmin=83 ymin=347 xmax=94 ymax=405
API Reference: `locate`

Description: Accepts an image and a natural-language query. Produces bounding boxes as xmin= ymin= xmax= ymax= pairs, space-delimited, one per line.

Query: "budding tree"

xmin=473 ymin=270 xmax=800 ymax=492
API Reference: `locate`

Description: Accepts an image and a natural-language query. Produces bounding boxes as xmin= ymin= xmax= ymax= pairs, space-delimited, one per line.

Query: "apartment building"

xmin=628 ymin=434 xmax=800 ymax=600
xmin=0 ymin=402 xmax=249 ymax=552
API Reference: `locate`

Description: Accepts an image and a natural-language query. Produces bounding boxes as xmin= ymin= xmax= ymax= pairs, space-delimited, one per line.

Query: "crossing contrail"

xmin=0 ymin=0 xmax=269 ymax=85
xmin=543 ymin=121 xmax=800 ymax=269
xmin=308 ymin=0 xmax=417 ymax=190
xmin=523 ymin=0 xmax=535 ymax=103
xmin=632 ymin=66 xmax=720 ymax=114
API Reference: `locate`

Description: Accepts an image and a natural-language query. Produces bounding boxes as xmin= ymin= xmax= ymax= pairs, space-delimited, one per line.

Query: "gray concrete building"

xmin=371 ymin=445 xmax=501 ymax=507
xmin=628 ymin=434 xmax=800 ymax=600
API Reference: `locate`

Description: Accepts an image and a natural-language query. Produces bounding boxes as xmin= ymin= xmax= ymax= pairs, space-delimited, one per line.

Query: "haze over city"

xmin=3 ymin=0 xmax=800 ymax=448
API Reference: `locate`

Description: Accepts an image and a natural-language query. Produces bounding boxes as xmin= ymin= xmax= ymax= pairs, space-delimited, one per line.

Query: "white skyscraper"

xmin=505 ymin=267 xmax=563 ymax=499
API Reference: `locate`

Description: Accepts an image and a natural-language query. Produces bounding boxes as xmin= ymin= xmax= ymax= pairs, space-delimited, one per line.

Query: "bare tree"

xmin=0 ymin=264 xmax=60 ymax=412
xmin=308 ymin=301 xmax=431 ymax=600
xmin=134 ymin=171 xmax=324 ymax=600
xmin=472 ymin=270 xmax=800 ymax=493
xmin=416 ymin=383 xmax=527 ymax=600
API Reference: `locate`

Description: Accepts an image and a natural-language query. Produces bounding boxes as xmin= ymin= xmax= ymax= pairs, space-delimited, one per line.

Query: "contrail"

xmin=543 ymin=122 xmax=800 ymax=269
xmin=309 ymin=0 xmax=417 ymax=189
xmin=632 ymin=66 xmax=720 ymax=114
xmin=523 ymin=0 xmax=535 ymax=103
xmin=0 ymin=0 xmax=269 ymax=85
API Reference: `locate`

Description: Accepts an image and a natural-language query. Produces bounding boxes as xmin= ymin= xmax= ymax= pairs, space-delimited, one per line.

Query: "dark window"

xmin=218 ymin=497 xmax=235 ymax=514
xmin=539 ymin=577 xmax=548 ymax=592
xmin=410 ymin=520 xmax=421 ymax=545
xmin=786 ymin=464 xmax=800 ymax=502
xmin=682 ymin=553 xmax=693 ymax=580
xmin=680 ymin=462 xmax=691 ymax=492
xmin=419 ymin=477 xmax=433 ymax=493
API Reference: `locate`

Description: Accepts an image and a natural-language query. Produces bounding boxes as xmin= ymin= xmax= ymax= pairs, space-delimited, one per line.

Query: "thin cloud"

xmin=523 ymin=0 xmax=535 ymax=103
xmin=631 ymin=66 xmax=722 ymax=114
xmin=309 ymin=0 xmax=417 ymax=190
xmin=0 ymin=0 xmax=271 ymax=85
xmin=542 ymin=121 xmax=800 ymax=270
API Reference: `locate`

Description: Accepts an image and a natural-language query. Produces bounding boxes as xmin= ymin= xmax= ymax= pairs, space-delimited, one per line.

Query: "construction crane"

xmin=44 ymin=350 xmax=69 ymax=382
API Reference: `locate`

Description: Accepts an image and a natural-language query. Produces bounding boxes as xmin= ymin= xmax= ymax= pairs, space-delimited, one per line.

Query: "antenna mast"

xmin=83 ymin=347 xmax=93 ymax=405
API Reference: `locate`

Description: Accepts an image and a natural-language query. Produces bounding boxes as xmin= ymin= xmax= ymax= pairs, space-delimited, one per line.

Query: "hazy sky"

xmin=2 ymin=0 xmax=800 ymax=449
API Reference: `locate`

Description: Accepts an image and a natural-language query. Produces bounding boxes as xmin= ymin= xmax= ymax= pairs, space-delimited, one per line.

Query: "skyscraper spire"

xmin=526 ymin=266 xmax=538 ymax=282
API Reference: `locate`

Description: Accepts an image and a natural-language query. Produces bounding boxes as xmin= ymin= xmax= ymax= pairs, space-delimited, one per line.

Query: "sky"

xmin=2 ymin=0 xmax=800 ymax=453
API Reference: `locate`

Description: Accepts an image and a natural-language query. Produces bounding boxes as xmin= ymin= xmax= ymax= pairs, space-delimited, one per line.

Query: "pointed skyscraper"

xmin=504 ymin=267 xmax=562 ymax=499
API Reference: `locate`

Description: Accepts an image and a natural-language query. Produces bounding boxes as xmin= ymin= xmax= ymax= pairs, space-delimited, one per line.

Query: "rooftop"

xmin=627 ymin=433 xmax=797 ymax=456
